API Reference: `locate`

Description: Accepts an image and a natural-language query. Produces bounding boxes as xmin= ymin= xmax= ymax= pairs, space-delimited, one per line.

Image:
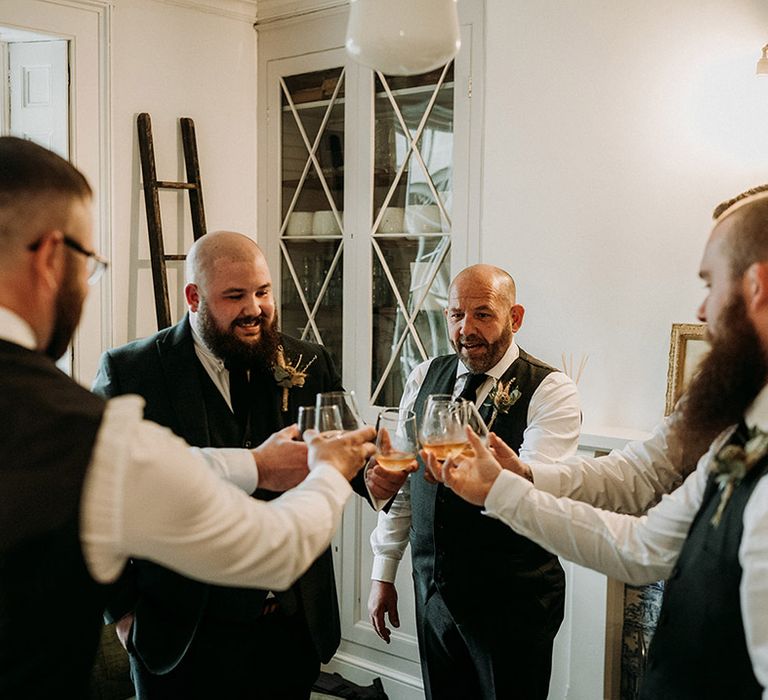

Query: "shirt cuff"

xmin=371 ymin=556 xmax=400 ymax=583
xmin=195 ymin=447 xmax=258 ymax=494
xmin=483 ymin=469 xmax=534 ymax=520
xmin=365 ymin=461 xmax=392 ymax=511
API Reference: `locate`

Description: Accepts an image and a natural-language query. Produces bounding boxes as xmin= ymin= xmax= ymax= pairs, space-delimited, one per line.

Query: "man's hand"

xmin=251 ymin=425 xmax=309 ymax=491
xmin=368 ymin=580 xmax=400 ymax=643
xmin=424 ymin=428 xmax=503 ymax=506
xmin=365 ymin=459 xmax=417 ymax=501
xmin=115 ymin=612 xmax=134 ymax=650
xmin=305 ymin=425 xmax=376 ymax=481
xmin=487 ymin=432 xmax=534 ymax=482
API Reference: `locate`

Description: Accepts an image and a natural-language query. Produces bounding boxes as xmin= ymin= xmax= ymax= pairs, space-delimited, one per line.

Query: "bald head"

xmin=184 ymin=230 xmax=278 ymax=364
xmin=185 ymin=231 xmax=264 ymax=290
xmin=450 ymin=265 xmax=517 ymax=306
xmin=446 ymin=265 xmax=523 ymax=373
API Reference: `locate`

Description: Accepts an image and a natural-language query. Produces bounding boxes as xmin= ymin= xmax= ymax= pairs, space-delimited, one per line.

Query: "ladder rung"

xmin=137 ymin=112 xmax=207 ymax=331
xmin=155 ymin=181 xmax=197 ymax=190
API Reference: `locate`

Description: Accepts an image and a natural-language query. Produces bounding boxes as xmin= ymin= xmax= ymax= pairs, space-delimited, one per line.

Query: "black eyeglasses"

xmin=28 ymin=234 xmax=109 ymax=285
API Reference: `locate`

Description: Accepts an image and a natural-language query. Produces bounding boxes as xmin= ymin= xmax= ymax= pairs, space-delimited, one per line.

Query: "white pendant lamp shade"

xmin=346 ymin=0 xmax=461 ymax=76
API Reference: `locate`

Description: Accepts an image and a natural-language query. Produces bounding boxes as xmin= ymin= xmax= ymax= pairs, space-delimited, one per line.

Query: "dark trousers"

xmin=128 ymin=609 xmax=320 ymax=700
xmin=415 ymin=571 xmax=564 ymax=700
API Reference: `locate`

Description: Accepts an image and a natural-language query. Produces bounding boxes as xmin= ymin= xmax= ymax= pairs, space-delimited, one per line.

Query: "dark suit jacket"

xmin=92 ymin=315 xmax=353 ymax=673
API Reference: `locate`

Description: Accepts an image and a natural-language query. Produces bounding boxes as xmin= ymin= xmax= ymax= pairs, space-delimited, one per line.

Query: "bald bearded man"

xmin=93 ymin=232 xmax=404 ymax=699
xmin=368 ymin=265 xmax=582 ymax=700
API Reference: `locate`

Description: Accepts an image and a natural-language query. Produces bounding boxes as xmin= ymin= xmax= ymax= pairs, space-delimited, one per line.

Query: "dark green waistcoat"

xmin=410 ymin=350 xmax=564 ymax=620
xmin=640 ymin=447 xmax=768 ymax=700
xmin=0 ymin=340 xmax=105 ymax=698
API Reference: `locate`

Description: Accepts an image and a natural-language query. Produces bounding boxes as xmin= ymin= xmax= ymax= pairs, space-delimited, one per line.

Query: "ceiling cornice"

xmin=256 ymin=0 xmax=346 ymax=25
xmin=150 ymin=0 xmax=258 ymax=22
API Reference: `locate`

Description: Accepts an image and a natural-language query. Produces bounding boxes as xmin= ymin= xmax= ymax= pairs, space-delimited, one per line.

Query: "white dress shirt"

xmin=370 ymin=340 xmax=581 ymax=582
xmin=483 ymin=384 xmax=768 ymax=697
xmin=530 ymin=415 xmax=688 ymax=515
xmin=0 ymin=307 xmax=353 ymax=591
xmin=191 ymin=322 xmax=235 ymax=411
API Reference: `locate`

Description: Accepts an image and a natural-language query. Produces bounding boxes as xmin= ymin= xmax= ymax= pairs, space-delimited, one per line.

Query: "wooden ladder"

xmin=137 ymin=112 xmax=207 ymax=330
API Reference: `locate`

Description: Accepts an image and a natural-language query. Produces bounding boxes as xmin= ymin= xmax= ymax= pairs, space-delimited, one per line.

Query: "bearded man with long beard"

xmin=368 ymin=264 xmax=582 ymax=700
xmin=429 ymin=192 xmax=768 ymax=699
xmin=93 ymin=231 xmax=405 ymax=700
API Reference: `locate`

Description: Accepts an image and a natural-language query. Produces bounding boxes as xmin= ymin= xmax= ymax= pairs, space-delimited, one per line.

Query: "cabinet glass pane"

xmin=371 ymin=64 xmax=454 ymax=406
xmin=279 ymin=67 xmax=345 ymax=372
xmin=280 ymin=239 xmax=343 ymax=370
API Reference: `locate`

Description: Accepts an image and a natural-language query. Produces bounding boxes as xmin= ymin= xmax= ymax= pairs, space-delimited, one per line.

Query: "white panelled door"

xmin=9 ymin=39 xmax=69 ymax=157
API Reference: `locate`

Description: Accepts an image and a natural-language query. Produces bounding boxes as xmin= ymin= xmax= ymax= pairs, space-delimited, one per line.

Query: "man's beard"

xmin=45 ymin=257 xmax=84 ymax=361
xmin=678 ymin=293 xmax=767 ymax=453
xmin=453 ymin=321 xmax=513 ymax=373
xmin=197 ymin=300 xmax=281 ymax=370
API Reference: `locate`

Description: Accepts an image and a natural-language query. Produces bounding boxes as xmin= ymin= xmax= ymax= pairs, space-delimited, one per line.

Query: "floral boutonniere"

xmin=272 ymin=346 xmax=316 ymax=412
xmin=709 ymin=425 xmax=768 ymax=527
xmin=485 ymin=378 xmax=522 ymax=431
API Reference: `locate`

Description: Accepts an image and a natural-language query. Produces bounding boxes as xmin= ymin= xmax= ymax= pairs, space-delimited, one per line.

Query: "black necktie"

xmin=226 ymin=360 xmax=251 ymax=433
xmin=458 ymin=372 xmax=487 ymax=404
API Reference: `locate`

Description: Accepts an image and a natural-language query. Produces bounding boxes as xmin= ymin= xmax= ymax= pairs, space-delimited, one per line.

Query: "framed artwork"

xmin=616 ymin=322 xmax=710 ymax=699
xmin=664 ymin=323 xmax=709 ymax=416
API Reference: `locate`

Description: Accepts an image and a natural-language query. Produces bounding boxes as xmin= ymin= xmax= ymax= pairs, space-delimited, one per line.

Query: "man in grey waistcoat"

xmin=368 ymin=264 xmax=582 ymax=699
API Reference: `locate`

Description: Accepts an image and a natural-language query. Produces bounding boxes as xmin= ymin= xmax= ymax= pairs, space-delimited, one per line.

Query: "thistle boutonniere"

xmin=485 ymin=377 xmax=522 ymax=431
xmin=272 ymin=346 xmax=316 ymax=412
xmin=709 ymin=425 xmax=768 ymax=527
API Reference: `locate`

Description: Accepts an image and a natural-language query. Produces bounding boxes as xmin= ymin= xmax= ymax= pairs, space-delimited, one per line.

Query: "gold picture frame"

xmin=664 ymin=323 xmax=709 ymax=415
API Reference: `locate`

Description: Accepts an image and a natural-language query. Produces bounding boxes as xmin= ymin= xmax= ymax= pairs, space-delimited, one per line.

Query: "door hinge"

xmin=467 ymin=76 xmax=473 ymax=99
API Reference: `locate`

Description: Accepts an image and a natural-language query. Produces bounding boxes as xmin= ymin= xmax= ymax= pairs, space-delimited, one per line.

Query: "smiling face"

xmin=186 ymin=232 xmax=280 ymax=366
xmin=445 ymin=266 xmax=524 ymax=373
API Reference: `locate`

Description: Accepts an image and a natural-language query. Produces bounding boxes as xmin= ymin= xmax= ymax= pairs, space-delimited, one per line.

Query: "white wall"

xmin=109 ymin=0 xmax=258 ymax=344
xmin=483 ymin=0 xmax=768 ymax=433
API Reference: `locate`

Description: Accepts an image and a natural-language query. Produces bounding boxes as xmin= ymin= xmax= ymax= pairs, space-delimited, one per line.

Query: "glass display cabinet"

xmin=275 ymin=59 xmax=457 ymax=409
xmin=258 ymin=7 xmax=483 ymax=693
xmin=279 ymin=66 xmax=346 ymax=369
xmin=370 ymin=64 xmax=454 ymax=406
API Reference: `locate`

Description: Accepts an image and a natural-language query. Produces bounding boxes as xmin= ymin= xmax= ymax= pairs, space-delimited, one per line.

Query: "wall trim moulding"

xmin=256 ymin=0 xmax=346 ymax=24
xmin=40 ymin=0 xmax=114 ymax=12
xmin=151 ymin=0 xmax=257 ymax=22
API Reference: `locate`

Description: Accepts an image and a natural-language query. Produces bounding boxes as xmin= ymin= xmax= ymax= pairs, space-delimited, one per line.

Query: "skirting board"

xmin=323 ymin=652 xmax=425 ymax=700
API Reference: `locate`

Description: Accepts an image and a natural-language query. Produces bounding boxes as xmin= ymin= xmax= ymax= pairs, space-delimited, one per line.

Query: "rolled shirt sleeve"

xmin=530 ymin=415 xmax=690 ymax=515
xmin=483 ymin=443 xmax=715 ymax=585
xmin=80 ymin=395 xmax=352 ymax=590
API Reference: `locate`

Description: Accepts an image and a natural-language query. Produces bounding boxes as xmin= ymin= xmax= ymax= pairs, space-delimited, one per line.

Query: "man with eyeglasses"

xmin=28 ymin=233 xmax=109 ymax=286
xmin=0 ymin=135 xmax=376 ymax=698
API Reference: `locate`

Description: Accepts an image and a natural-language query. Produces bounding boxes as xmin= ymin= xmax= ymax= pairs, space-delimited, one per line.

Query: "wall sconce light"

xmin=756 ymin=44 xmax=768 ymax=76
xmin=345 ymin=0 xmax=461 ymax=76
